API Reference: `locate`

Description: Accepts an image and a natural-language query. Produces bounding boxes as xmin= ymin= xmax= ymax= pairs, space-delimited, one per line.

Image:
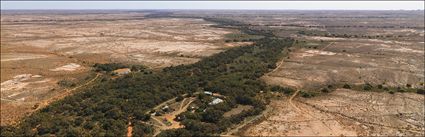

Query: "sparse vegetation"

xmin=300 ymin=91 xmax=317 ymax=98
xmin=270 ymin=85 xmax=295 ymax=95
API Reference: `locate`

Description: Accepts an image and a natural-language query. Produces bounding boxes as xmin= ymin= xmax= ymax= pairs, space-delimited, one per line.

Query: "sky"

xmin=1 ymin=1 xmax=424 ymax=10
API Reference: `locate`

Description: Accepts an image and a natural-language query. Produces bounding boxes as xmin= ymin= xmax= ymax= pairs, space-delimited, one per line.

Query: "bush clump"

xmin=57 ymin=80 xmax=76 ymax=87
xmin=342 ymin=83 xmax=351 ymax=89
xmin=363 ymin=83 xmax=373 ymax=91
xmin=300 ymin=91 xmax=316 ymax=98
xmin=377 ymin=84 xmax=383 ymax=89
xmin=270 ymin=86 xmax=295 ymax=95
xmin=321 ymin=88 xmax=330 ymax=93
xmin=416 ymin=89 xmax=425 ymax=94
xmin=397 ymin=87 xmax=406 ymax=92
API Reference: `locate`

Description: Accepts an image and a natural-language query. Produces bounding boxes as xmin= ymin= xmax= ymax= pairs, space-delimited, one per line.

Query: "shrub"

xmin=93 ymin=63 xmax=128 ymax=72
xmin=377 ymin=84 xmax=383 ymax=89
xmin=300 ymin=91 xmax=315 ymax=98
xmin=363 ymin=83 xmax=373 ymax=91
xmin=343 ymin=83 xmax=351 ymax=89
xmin=175 ymin=95 xmax=184 ymax=102
xmin=134 ymin=110 xmax=150 ymax=121
xmin=416 ymin=89 xmax=425 ymax=94
xmin=270 ymin=86 xmax=295 ymax=95
xmin=397 ymin=87 xmax=406 ymax=92
xmin=321 ymin=88 xmax=330 ymax=93
xmin=282 ymin=87 xmax=295 ymax=95
xmin=57 ymin=80 xmax=76 ymax=87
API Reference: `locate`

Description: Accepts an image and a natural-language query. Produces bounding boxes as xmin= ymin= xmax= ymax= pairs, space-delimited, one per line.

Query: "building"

xmin=209 ymin=98 xmax=224 ymax=105
xmin=204 ymin=91 xmax=213 ymax=95
xmin=113 ymin=68 xmax=131 ymax=75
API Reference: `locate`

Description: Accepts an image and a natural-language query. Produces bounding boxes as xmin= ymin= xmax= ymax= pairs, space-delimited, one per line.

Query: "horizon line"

xmin=2 ymin=9 xmax=424 ymax=11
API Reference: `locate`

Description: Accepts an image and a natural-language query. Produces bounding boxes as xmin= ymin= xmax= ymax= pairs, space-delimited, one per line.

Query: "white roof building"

xmin=204 ymin=91 xmax=213 ymax=95
xmin=209 ymin=98 xmax=224 ymax=105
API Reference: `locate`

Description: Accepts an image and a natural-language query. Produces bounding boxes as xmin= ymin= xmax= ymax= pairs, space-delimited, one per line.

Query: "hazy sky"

xmin=1 ymin=1 xmax=424 ymax=10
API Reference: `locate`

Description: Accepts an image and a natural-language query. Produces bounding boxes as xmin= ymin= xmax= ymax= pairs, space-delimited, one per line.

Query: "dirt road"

xmin=127 ymin=121 xmax=133 ymax=137
xmin=321 ymin=42 xmax=334 ymax=51
xmin=288 ymin=90 xmax=301 ymax=112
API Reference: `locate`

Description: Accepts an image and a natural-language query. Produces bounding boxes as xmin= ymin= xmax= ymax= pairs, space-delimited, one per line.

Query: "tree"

xmin=134 ymin=110 xmax=150 ymax=121
xmin=63 ymin=127 xmax=80 ymax=137
xmin=235 ymin=95 xmax=254 ymax=105
xmin=201 ymin=109 xmax=224 ymax=123
xmin=377 ymin=84 xmax=383 ymax=89
xmin=133 ymin=123 xmax=154 ymax=137
xmin=175 ymin=95 xmax=184 ymax=102
xmin=0 ymin=126 xmax=16 ymax=137
xmin=300 ymin=91 xmax=315 ymax=98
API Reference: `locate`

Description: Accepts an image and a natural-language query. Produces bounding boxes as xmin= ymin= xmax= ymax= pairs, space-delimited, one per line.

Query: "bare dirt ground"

xmin=1 ymin=13 xmax=243 ymax=69
xmin=223 ymin=105 xmax=253 ymax=118
xmin=263 ymin=37 xmax=424 ymax=89
xmin=0 ymin=73 xmax=99 ymax=126
xmin=0 ymin=52 xmax=90 ymax=126
xmin=255 ymin=11 xmax=425 ymax=90
xmin=242 ymin=89 xmax=425 ymax=136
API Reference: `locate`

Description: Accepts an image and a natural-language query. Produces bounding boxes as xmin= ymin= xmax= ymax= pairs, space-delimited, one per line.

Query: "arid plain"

xmin=1 ymin=10 xmax=424 ymax=136
xmin=1 ymin=11 xmax=248 ymax=126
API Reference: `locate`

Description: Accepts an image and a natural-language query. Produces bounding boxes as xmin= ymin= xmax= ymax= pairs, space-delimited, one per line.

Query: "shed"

xmin=204 ymin=91 xmax=213 ymax=95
